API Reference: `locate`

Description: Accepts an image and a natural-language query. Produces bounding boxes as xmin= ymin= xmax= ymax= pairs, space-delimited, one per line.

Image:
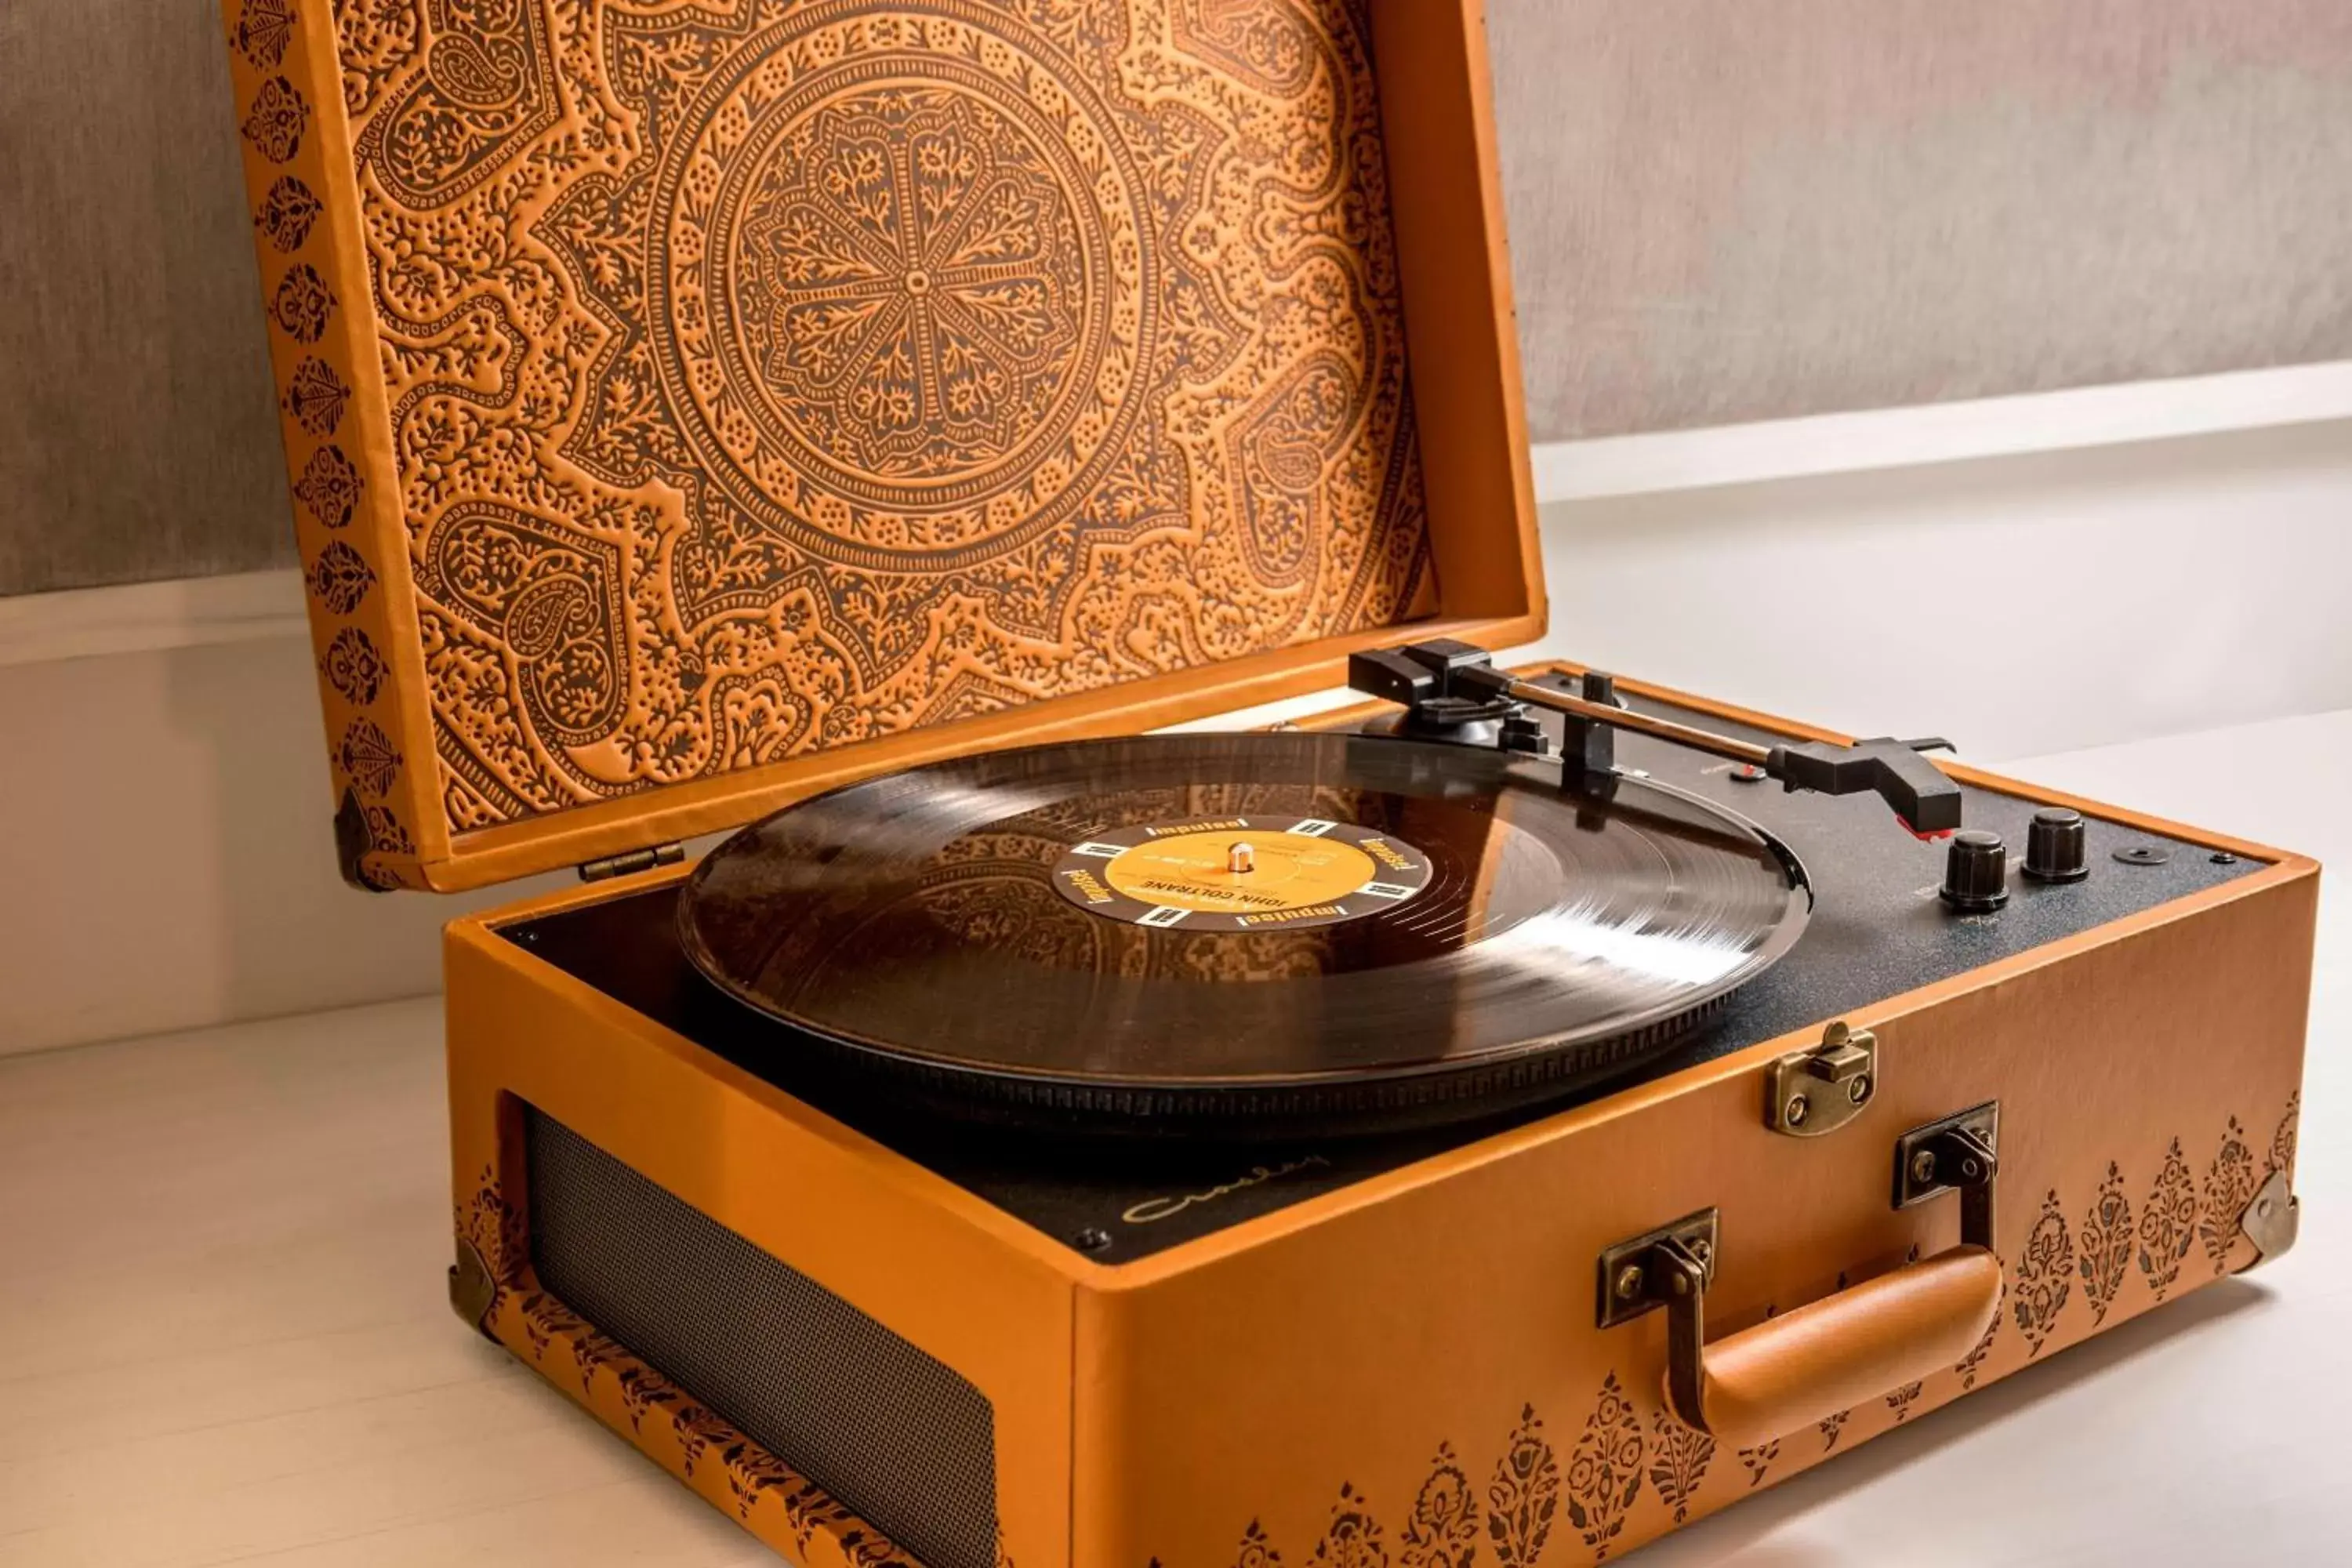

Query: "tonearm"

xmin=1349 ymin=640 xmax=1963 ymax=836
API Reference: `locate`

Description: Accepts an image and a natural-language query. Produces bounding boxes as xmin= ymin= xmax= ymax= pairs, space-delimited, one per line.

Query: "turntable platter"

xmin=678 ymin=732 xmax=1809 ymax=1136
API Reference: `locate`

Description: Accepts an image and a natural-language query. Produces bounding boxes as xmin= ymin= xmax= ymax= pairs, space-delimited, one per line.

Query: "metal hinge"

xmin=578 ymin=843 xmax=685 ymax=882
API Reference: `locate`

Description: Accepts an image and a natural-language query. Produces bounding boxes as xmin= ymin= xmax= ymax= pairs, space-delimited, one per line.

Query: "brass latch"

xmin=1766 ymin=1022 xmax=1878 ymax=1136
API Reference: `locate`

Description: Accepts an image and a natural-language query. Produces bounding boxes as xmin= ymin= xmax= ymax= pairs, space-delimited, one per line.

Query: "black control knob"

xmin=2022 ymin=807 xmax=2089 ymax=884
xmin=1940 ymin=829 xmax=2011 ymax=912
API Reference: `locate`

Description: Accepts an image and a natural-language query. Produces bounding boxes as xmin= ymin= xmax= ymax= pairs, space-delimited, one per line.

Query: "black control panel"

xmin=503 ymin=678 xmax=2259 ymax=1262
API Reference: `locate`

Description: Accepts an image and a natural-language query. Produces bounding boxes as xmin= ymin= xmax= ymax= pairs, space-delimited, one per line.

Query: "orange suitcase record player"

xmin=220 ymin=3 xmax=2316 ymax=1565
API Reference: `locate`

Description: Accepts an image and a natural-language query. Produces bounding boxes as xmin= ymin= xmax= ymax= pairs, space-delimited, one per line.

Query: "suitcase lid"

xmin=220 ymin=0 xmax=1542 ymax=891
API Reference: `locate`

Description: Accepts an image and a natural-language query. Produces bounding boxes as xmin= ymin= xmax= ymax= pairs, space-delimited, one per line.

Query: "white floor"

xmin=2 ymin=713 xmax=2347 ymax=1566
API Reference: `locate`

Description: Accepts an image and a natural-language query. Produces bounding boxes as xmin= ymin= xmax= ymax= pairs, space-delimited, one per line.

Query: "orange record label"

xmin=1051 ymin=816 xmax=1431 ymax=930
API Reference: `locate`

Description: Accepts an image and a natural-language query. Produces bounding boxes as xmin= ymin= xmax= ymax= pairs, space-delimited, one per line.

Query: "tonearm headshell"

xmin=1350 ymin=640 xmax=1964 ymax=837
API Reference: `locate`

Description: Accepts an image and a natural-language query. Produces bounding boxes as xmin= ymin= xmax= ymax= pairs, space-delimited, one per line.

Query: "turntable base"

xmin=440 ymin=670 xmax=2315 ymax=1568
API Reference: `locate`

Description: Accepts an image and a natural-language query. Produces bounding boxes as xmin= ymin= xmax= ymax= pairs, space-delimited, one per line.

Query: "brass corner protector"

xmin=448 ymin=1236 xmax=500 ymax=1341
xmin=2236 ymin=1169 xmax=2300 ymax=1270
xmin=1766 ymin=1021 xmax=1878 ymax=1137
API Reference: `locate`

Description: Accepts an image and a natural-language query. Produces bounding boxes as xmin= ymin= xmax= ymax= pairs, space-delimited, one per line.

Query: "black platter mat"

xmin=677 ymin=732 xmax=1811 ymax=1137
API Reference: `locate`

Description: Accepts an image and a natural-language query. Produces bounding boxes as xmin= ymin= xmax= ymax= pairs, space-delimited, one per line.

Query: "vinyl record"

xmin=679 ymin=731 xmax=1809 ymax=1138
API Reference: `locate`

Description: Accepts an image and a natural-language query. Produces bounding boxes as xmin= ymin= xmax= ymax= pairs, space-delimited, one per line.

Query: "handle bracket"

xmin=1596 ymin=1207 xmax=1720 ymax=1331
xmin=1893 ymin=1101 xmax=2001 ymax=1250
xmin=1599 ymin=1102 xmax=2006 ymax=1446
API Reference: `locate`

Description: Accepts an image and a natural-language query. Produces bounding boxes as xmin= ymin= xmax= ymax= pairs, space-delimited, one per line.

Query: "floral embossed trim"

xmin=284 ymin=357 xmax=350 ymax=437
xmin=233 ymin=0 xmax=296 ymax=70
xmin=1399 ymin=1443 xmax=1478 ymax=1568
xmin=2199 ymin=1117 xmax=2257 ymax=1274
xmin=294 ymin=444 xmax=363 ymax=528
xmin=308 ymin=539 xmax=376 ymax=615
xmin=1484 ymin=1403 xmax=1559 ymax=1567
xmin=270 ymin=263 xmax=337 ymax=343
xmin=2014 ymin=1189 xmax=2073 ymax=1357
xmin=255 ymin=176 xmax=322 ymax=252
xmin=339 ymin=717 xmax=402 ymax=797
xmin=320 ymin=626 xmax=385 ymax=704
xmin=2137 ymin=1138 xmax=2198 ymax=1301
xmin=241 ymin=75 xmax=309 ymax=163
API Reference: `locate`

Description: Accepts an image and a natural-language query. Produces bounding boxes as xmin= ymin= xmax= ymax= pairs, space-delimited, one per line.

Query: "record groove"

xmin=680 ymin=732 xmax=1810 ymax=1138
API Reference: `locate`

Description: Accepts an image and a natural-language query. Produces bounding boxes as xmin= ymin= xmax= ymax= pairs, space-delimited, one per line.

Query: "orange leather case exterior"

xmin=217 ymin=0 xmax=1541 ymax=891
xmin=441 ymin=669 xmax=2316 ymax=1567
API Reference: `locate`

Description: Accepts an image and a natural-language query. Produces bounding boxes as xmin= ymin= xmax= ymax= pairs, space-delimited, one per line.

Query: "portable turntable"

xmin=220 ymin=2 xmax=2315 ymax=1565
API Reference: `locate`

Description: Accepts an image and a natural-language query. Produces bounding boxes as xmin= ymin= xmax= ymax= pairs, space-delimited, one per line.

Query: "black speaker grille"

xmin=524 ymin=1106 xmax=1000 ymax=1568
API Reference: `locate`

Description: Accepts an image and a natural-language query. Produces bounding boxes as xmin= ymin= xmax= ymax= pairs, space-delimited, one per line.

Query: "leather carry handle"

xmin=1657 ymin=1243 xmax=2002 ymax=1450
xmin=1603 ymin=1101 xmax=2005 ymax=1450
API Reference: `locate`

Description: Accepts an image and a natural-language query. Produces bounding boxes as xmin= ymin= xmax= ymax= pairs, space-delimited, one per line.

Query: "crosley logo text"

xmin=1120 ymin=1155 xmax=1333 ymax=1225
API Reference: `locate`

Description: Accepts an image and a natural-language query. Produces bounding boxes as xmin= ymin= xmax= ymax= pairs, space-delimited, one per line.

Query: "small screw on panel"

xmin=1910 ymin=1149 xmax=1939 ymax=1186
xmin=1614 ymin=1264 xmax=1646 ymax=1301
xmin=1848 ymin=1074 xmax=1872 ymax=1105
xmin=1784 ymin=1094 xmax=1811 ymax=1127
xmin=1074 ymin=1227 xmax=1113 ymax=1254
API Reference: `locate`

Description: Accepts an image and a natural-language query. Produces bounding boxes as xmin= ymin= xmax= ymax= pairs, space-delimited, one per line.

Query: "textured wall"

xmin=1495 ymin=0 xmax=2352 ymax=437
xmin=0 ymin=1 xmax=292 ymax=596
xmin=5 ymin=1 xmax=2352 ymax=594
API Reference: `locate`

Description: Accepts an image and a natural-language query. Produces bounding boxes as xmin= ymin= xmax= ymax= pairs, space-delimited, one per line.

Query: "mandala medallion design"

xmin=275 ymin=0 xmax=1432 ymax=835
xmin=645 ymin=13 xmax=1147 ymax=570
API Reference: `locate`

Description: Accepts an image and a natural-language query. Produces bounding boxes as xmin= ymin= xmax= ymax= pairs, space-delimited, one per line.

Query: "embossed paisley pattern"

xmin=1646 ymin=1414 xmax=1713 ymax=1525
xmin=2199 ymin=1116 xmax=2257 ymax=1273
xmin=339 ymin=717 xmax=404 ymax=798
xmin=1310 ymin=1483 xmax=1387 ymax=1568
xmin=321 ymin=626 xmax=387 ymax=704
xmin=295 ymin=444 xmax=363 ymax=528
xmin=308 ymin=539 xmax=377 ymax=615
xmin=292 ymin=0 xmax=1432 ymax=835
xmin=1399 ymin=1443 xmax=1479 ymax=1568
xmin=2013 ymin=1191 xmax=2072 ymax=1357
xmin=1565 ymin=1374 xmax=1644 ymax=1559
xmin=241 ymin=75 xmax=310 ymax=162
xmin=2078 ymin=1161 xmax=2134 ymax=1325
xmin=234 ymin=0 xmax=297 ymax=70
xmin=2270 ymin=1094 xmax=2300 ymax=1177
xmin=2137 ymin=1138 xmax=2198 ymax=1300
xmin=1484 ymin=1404 xmax=1559 ymax=1567
xmin=285 ymin=356 xmax=349 ymax=435
xmin=256 ymin=175 xmax=323 ymax=252
xmin=271 ymin=263 xmax=338 ymax=343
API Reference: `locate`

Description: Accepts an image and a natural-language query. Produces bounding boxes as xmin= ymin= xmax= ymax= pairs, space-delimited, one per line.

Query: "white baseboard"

xmin=0 ymin=568 xmax=306 ymax=668
xmin=1532 ymin=359 xmax=2352 ymax=502
xmin=8 ymin=361 xmax=2349 ymax=670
